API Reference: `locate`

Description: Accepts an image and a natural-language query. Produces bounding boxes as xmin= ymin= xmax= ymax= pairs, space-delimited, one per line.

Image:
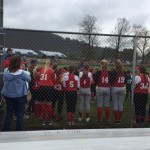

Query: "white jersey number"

xmin=40 ymin=74 xmax=48 ymax=81
xmin=54 ymin=84 xmax=62 ymax=90
xmin=35 ymin=82 xmax=39 ymax=87
xmin=70 ymin=81 xmax=74 ymax=88
xmin=140 ymin=83 xmax=149 ymax=89
xmin=118 ymin=77 xmax=125 ymax=83
xmin=102 ymin=77 xmax=108 ymax=83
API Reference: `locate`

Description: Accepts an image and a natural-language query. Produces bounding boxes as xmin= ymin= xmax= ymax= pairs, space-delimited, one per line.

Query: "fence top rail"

xmin=3 ymin=27 xmax=150 ymax=38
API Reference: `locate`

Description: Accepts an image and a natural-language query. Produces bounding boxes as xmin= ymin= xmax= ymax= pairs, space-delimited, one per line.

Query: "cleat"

xmin=86 ymin=117 xmax=90 ymax=122
xmin=78 ymin=117 xmax=83 ymax=121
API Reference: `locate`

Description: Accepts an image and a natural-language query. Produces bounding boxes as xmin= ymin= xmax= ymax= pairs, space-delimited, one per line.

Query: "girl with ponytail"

xmin=134 ymin=66 xmax=150 ymax=124
xmin=39 ymin=59 xmax=55 ymax=125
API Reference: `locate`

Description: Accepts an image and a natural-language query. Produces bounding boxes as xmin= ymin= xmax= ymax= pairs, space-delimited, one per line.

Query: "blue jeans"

xmin=3 ymin=96 xmax=26 ymax=131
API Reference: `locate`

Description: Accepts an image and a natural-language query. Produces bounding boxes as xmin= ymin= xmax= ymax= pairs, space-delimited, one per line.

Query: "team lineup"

xmin=1 ymin=52 xmax=150 ymax=130
xmin=28 ymin=58 xmax=150 ymax=126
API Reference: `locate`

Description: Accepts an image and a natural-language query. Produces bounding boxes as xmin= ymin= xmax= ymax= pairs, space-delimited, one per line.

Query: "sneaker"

xmin=24 ymin=115 xmax=29 ymax=119
xmin=42 ymin=122 xmax=46 ymax=126
xmin=114 ymin=120 xmax=120 ymax=125
xmin=86 ymin=117 xmax=90 ymax=122
xmin=48 ymin=122 xmax=53 ymax=126
xmin=78 ymin=117 xmax=83 ymax=121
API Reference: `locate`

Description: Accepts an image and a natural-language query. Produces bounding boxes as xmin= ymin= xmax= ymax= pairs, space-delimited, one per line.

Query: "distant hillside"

xmin=4 ymin=28 xmax=104 ymax=60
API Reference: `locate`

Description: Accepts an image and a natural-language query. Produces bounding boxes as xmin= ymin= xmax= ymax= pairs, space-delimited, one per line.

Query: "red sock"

xmin=67 ymin=112 xmax=71 ymax=122
xmin=105 ymin=107 xmax=110 ymax=121
xmin=34 ymin=103 xmax=41 ymax=118
xmin=47 ymin=104 xmax=53 ymax=121
xmin=70 ymin=113 xmax=75 ymax=122
xmin=97 ymin=107 xmax=102 ymax=121
xmin=113 ymin=110 xmax=118 ymax=121
xmin=41 ymin=103 xmax=47 ymax=121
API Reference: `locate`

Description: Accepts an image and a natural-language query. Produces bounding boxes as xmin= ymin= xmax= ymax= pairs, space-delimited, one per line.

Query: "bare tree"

xmin=78 ymin=15 xmax=101 ymax=60
xmin=109 ymin=17 xmax=131 ymax=59
xmin=132 ymin=24 xmax=150 ymax=63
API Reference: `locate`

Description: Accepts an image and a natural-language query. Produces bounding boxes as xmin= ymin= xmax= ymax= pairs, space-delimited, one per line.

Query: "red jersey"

xmin=65 ymin=74 xmax=78 ymax=91
xmin=134 ymin=75 xmax=149 ymax=93
xmin=54 ymin=75 xmax=64 ymax=92
xmin=39 ymin=67 xmax=55 ymax=86
xmin=113 ymin=71 xmax=126 ymax=87
xmin=4 ymin=58 xmax=10 ymax=68
xmin=80 ymin=72 xmax=91 ymax=88
xmin=98 ymin=70 xmax=110 ymax=87
xmin=32 ymin=75 xmax=40 ymax=90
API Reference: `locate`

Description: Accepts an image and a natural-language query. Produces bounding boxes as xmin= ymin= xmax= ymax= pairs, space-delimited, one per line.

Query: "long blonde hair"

xmin=101 ymin=60 xmax=108 ymax=70
xmin=44 ymin=59 xmax=51 ymax=74
xmin=115 ymin=59 xmax=124 ymax=72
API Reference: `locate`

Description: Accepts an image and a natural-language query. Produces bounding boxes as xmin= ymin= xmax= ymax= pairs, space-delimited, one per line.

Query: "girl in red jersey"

xmin=27 ymin=59 xmax=39 ymax=114
xmin=31 ymin=66 xmax=41 ymax=119
xmin=134 ymin=66 xmax=150 ymax=124
xmin=54 ymin=68 xmax=64 ymax=121
xmin=78 ymin=65 xmax=93 ymax=122
xmin=110 ymin=59 xmax=127 ymax=124
xmin=147 ymin=70 xmax=150 ymax=122
xmin=94 ymin=60 xmax=111 ymax=123
xmin=39 ymin=59 xmax=55 ymax=125
xmin=63 ymin=66 xmax=80 ymax=125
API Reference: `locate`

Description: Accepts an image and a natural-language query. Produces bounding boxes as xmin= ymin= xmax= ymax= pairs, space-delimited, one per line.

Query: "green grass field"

xmin=1 ymin=64 xmax=150 ymax=131
xmin=2 ymin=95 xmax=149 ymax=131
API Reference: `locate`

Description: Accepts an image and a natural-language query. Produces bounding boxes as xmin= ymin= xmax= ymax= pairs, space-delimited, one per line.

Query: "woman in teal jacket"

xmin=1 ymin=55 xmax=31 ymax=131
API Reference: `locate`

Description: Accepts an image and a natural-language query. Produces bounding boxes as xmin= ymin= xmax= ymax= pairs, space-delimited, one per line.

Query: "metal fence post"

xmin=0 ymin=31 xmax=4 ymax=131
xmin=130 ymin=35 xmax=137 ymax=128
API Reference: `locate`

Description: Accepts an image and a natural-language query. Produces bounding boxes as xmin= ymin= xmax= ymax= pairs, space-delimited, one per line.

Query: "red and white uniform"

xmin=64 ymin=73 xmax=79 ymax=124
xmin=32 ymin=75 xmax=40 ymax=90
xmin=111 ymin=70 xmax=126 ymax=123
xmin=78 ymin=71 xmax=92 ymax=114
xmin=113 ymin=71 xmax=126 ymax=87
xmin=39 ymin=67 xmax=55 ymax=123
xmin=79 ymin=72 xmax=92 ymax=88
xmin=96 ymin=70 xmax=111 ymax=122
xmin=54 ymin=75 xmax=64 ymax=92
xmin=97 ymin=70 xmax=110 ymax=87
xmin=64 ymin=73 xmax=79 ymax=91
xmin=39 ymin=67 xmax=55 ymax=86
xmin=134 ymin=74 xmax=150 ymax=93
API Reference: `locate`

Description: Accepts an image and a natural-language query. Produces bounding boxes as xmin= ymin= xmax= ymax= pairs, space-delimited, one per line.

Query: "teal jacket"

xmin=1 ymin=68 xmax=31 ymax=98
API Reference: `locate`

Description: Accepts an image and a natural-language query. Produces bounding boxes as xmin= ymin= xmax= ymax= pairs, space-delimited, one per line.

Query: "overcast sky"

xmin=3 ymin=0 xmax=150 ymax=34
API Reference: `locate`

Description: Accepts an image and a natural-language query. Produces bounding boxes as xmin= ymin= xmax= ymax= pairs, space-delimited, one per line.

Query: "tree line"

xmin=78 ymin=15 xmax=150 ymax=64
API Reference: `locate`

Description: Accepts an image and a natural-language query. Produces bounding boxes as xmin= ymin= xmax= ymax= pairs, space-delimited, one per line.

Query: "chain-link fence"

xmin=0 ymin=28 xmax=150 ymax=131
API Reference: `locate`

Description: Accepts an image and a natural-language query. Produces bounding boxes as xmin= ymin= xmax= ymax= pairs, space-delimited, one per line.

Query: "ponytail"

xmin=44 ymin=59 xmax=51 ymax=75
